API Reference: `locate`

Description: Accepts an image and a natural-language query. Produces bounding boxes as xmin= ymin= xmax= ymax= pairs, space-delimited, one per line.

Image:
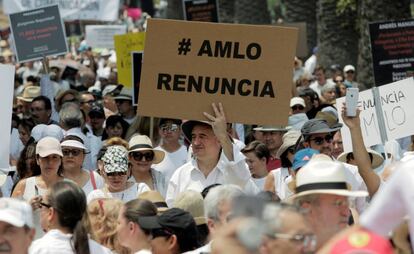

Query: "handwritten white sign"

xmin=337 ymin=78 xmax=414 ymax=152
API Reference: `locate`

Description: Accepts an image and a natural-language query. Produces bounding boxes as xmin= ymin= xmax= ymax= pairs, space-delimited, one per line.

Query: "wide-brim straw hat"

xmin=173 ymin=190 xmax=206 ymax=226
xmin=181 ymin=120 xmax=211 ymax=142
xmin=337 ymin=148 xmax=384 ymax=169
xmin=128 ymin=135 xmax=165 ymax=164
xmin=291 ymin=154 xmax=368 ymax=199
xmin=17 ymin=85 xmax=40 ymax=102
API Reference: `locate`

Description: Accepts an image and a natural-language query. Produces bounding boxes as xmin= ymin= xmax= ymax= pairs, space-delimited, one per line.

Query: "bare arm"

xmin=204 ymin=103 xmax=234 ymax=161
xmin=263 ymin=172 xmax=275 ymax=193
xmin=342 ymin=106 xmax=381 ymax=197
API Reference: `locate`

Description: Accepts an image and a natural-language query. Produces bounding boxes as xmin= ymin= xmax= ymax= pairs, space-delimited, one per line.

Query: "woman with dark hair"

xmin=16 ymin=140 xmax=40 ymax=181
xmin=117 ymin=199 xmax=158 ymax=253
xmin=61 ymin=135 xmax=104 ymax=196
xmin=12 ymin=136 xmax=64 ymax=239
xmin=101 ymin=115 xmax=130 ymax=140
xmin=30 ymin=181 xmax=111 ymax=254
xmin=264 ymin=131 xmax=301 ymax=200
xmin=17 ymin=118 xmax=35 ymax=146
xmin=241 ymin=141 xmax=270 ymax=190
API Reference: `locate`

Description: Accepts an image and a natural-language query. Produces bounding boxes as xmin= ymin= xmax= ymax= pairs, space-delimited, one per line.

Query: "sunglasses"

xmin=106 ymin=172 xmax=127 ymax=177
xmin=310 ymin=134 xmax=333 ymax=145
xmin=291 ymin=105 xmax=304 ymax=111
xmin=62 ymin=149 xmax=83 ymax=157
xmin=40 ymin=202 xmax=51 ymax=208
xmin=334 ymin=79 xmax=344 ymax=83
xmin=131 ymin=151 xmax=155 ymax=161
xmin=160 ymin=124 xmax=179 ymax=132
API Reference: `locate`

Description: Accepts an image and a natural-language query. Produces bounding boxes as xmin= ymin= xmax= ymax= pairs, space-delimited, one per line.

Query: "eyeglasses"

xmin=106 ymin=172 xmax=127 ymax=177
xmin=270 ymin=233 xmax=317 ymax=251
xmin=40 ymin=202 xmax=51 ymax=209
xmin=310 ymin=134 xmax=333 ymax=145
xmin=291 ymin=105 xmax=304 ymax=111
xmin=160 ymin=124 xmax=179 ymax=132
xmin=331 ymin=199 xmax=350 ymax=209
xmin=62 ymin=149 xmax=83 ymax=157
xmin=334 ymin=79 xmax=344 ymax=83
xmin=131 ymin=151 xmax=155 ymax=161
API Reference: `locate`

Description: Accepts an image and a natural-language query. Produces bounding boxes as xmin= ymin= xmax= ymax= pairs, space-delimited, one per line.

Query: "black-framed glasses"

xmin=310 ymin=134 xmax=333 ymax=145
xmin=62 ymin=149 xmax=83 ymax=157
xmin=270 ymin=233 xmax=317 ymax=251
xmin=81 ymin=100 xmax=96 ymax=105
xmin=334 ymin=79 xmax=344 ymax=83
xmin=160 ymin=124 xmax=179 ymax=132
xmin=291 ymin=105 xmax=304 ymax=111
xmin=131 ymin=151 xmax=155 ymax=161
xmin=106 ymin=172 xmax=127 ymax=177
xmin=40 ymin=202 xmax=51 ymax=209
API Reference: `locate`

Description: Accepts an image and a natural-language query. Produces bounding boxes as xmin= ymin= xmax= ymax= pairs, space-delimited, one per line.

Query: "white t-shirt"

xmin=87 ymin=182 xmax=150 ymax=203
xmin=153 ymin=145 xmax=188 ymax=184
xmin=29 ymin=229 xmax=112 ymax=254
xmin=252 ymin=176 xmax=266 ymax=191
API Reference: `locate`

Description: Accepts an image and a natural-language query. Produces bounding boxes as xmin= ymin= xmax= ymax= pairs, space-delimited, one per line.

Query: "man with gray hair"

xmin=0 ymin=198 xmax=35 ymax=254
xmin=59 ymin=102 xmax=102 ymax=170
xmin=261 ymin=204 xmax=315 ymax=254
xmin=186 ymin=184 xmax=243 ymax=254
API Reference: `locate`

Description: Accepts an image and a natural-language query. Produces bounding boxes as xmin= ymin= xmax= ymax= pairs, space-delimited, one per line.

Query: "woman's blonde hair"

xmin=87 ymin=198 xmax=129 ymax=254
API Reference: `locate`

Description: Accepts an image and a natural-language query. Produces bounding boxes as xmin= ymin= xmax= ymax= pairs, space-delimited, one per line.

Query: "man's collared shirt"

xmin=166 ymin=143 xmax=259 ymax=206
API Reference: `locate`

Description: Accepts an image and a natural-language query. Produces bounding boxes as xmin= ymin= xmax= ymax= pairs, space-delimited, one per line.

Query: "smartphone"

xmin=346 ymin=87 xmax=359 ymax=117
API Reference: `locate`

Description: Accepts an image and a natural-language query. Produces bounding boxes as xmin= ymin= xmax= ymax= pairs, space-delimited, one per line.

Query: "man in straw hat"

xmin=292 ymin=155 xmax=368 ymax=250
xmin=166 ymin=103 xmax=259 ymax=206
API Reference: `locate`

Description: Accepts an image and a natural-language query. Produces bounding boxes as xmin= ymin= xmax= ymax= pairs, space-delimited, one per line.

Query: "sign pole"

xmin=372 ymin=87 xmax=388 ymax=145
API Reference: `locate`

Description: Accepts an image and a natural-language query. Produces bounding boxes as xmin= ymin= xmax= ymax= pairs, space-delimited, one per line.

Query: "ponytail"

xmin=72 ymin=215 xmax=90 ymax=254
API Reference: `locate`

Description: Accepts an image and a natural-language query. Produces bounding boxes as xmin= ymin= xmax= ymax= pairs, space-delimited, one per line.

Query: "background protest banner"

xmin=138 ymin=19 xmax=298 ymax=126
xmin=278 ymin=22 xmax=308 ymax=58
xmin=369 ymin=19 xmax=414 ymax=86
xmin=132 ymin=51 xmax=144 ymax=106
xmin=114 ymin=32 xmax=145 ymax=89
xmin=3 ymin=0 xmax=119 ymax=21
xmin=183 ymin=0 xmax=219 ymax=22
xmin=9 ymin=5 xmax=68 ymax=63
xmin=86 ymin=25 xmax=126 ymax=49
xmin=337 ymin=78 xmax=414 ymax=152
xmin=0 ymin=64 xmax=15 ymax=172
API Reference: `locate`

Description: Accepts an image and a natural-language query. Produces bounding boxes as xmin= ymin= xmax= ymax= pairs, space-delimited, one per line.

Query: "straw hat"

xmin=291 ymin=155 xmax=368 ymax=199
xmin=17 ymin=86 xmax=40 ymax=102
xmin=276 ymin=130 xmax=301 ymax=159
xmin=128 ymin=135 xmax=165 ymax=164
xmin=173 ymin=190 xmax=206 ymax=226
xmin=138 ymin=191 xmax=169 ymax=213
xmin=181 ymin=120 xmax=211 ymax=142
xmin=337 ymin=148 xmax=384 ymax=169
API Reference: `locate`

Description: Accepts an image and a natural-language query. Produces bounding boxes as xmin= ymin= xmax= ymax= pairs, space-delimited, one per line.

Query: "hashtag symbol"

xmin=178 ymin=38 xmax=191 ymax=55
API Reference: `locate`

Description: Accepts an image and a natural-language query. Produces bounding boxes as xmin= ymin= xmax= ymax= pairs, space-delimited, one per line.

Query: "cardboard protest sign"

xmin=337 ymin=78 xmax=414 ymax=152
xmin=278 ymin=22 xmax=308 ymax=58
xmin=138 ymin=19 xmax=298 ymax=126
xmin=0 ymin=64 xmax=15 ymax=172
xmin=9 ymin=5 xmax=68 ymax=63
xmin=4 ymin=0 xmax=120 ymax=21
xmin=132 ymin=51 xmax=144 ymax=106
xmin=183 ymin=0 xmax=219 ymax=22
xmin=369 ymin=19 xmax=414 ymax=86
xmin=114 ymin=32 xmax=145 ymax=89
xmin=86 ymin=25 xmax=126 ymax=49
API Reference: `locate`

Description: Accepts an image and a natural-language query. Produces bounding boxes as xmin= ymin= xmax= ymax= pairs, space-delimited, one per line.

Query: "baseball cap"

xmin=290 ymin=97 xmax=306 ymax=107
xmin=330 ymin=229 xmax=393 ymax=254
xmin=101 ymin=145 xmax=129 ymax=173
xmin=137 ymin=208 xmax=197 ymax=235
xmin=343 ymin=65 xmax=355 ymax=73
xmin=0 ymin=198 xmax=34 ymax=228
xmin=36 ymin=137 xmax=63 ymax=157
xmin=292 ymin=148 xmax=319 ymax=171
xmin=301 ymin=119 xmax=342 ymax=135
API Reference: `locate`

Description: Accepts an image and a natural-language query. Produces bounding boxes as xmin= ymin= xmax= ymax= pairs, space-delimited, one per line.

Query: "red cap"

xmin=330 ymin=229 xmax=393 ymax=254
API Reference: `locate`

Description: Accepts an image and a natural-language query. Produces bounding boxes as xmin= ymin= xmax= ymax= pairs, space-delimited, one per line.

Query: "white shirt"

xmin=153 ymin=145 xmax=188 ymax=184
xmin=166 ymin=143 xmax=260 ymax=206
xmin=270 ymin=167 xmax=293 ymax=200
xmin=81 ymin=170 xmax=105 ymax=196
xmin=29 ymin=229 xmax=112 ymax=254
xmin=87 ymin=182 xmax=150 ymax=204
xmin=309 ymin=79 xmax=335 ymax=97
xmin=252 ymin=176 xmax=266 ymax=191
xmin=184 ymin=241 xmax=211 ymax=254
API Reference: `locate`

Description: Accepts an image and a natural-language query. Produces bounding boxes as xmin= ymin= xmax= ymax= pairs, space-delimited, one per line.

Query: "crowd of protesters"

xmin=1 ymin=6 xmax=414 ymax=254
